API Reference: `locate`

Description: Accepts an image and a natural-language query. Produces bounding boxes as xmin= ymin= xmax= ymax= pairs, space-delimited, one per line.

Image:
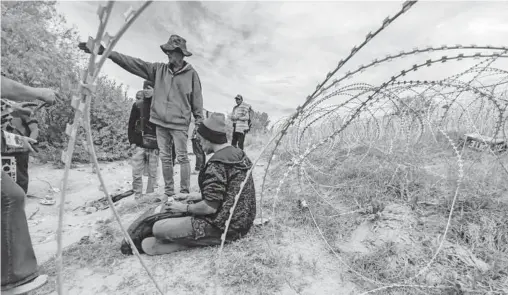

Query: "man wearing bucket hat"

xmin=138 ymin=113 xmax=256 ymax=255
xmin=78 ymin=34 xmax=204 ymax=201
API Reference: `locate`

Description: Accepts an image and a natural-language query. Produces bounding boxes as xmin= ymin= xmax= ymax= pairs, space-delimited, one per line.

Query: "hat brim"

xmin=160 ymin=44 xmax=192 ymax=56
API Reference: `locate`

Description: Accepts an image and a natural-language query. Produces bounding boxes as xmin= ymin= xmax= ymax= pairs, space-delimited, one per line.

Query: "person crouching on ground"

xmin=141 ymin=113 xmax=256 ymax=255
xmin=128 ymin=89 xmax=159 ymax=198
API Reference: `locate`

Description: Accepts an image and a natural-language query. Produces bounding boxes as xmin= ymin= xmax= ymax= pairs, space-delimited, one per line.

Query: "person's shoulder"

xmin=184 ymin=63 xmax=201 ymax=75
xmin=133 ymin=100 xmax=143 ymax=108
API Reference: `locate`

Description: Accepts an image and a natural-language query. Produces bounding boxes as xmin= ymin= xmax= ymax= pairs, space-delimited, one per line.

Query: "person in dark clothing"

xmin=191 ymin=130 xmax=205 ymax=174
xmin=128 ymin=81 xmax=177 ymax=199
xmin=190 ymin=110 xmax=209 ymax=174
xmin=141 ymin=113 xmax=256 ymax=255
xmin=79 ymin=34 xmax=204 ymax=201
xmin=1 ymin=76 xmax=58 ymax=294
xmin=5 ymin=104 xmax=39 ymax=194
xmin=128 ymin=88 xmax=160 ymax=198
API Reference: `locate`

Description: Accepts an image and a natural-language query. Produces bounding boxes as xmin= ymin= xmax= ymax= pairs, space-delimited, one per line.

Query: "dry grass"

xmin=264 ymin=127 xmax=508 ymax=295
xmin=31 ymin=124 xmax=508 ymax=295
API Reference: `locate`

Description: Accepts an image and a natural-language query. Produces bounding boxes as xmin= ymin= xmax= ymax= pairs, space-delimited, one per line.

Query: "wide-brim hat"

xmin=160 ymin=34 xmax=192 ymax=57
xmin=197 ymin=112 xmax=227 ymax=144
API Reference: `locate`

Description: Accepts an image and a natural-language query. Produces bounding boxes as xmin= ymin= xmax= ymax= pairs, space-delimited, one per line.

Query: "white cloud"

xmin=56 ymin=0 xmax=508 ymax=121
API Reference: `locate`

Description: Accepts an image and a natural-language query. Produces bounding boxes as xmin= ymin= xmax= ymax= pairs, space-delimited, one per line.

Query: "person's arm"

xmin=108 ymin=51 xmax=157 ymax=82
xmin=1 ymin=130 xmax=37 ymax=153
xmin=1 ymin=76 xmax=57 ymax=105
xmin=238 ymin=105 xmax=250 ymax=121
xmin=187 ymin=200 xmax=218 ymax=215
xmin=231 ymin=107 xmax=238 ymax=122
xmin=190 ymin=72 xmax=204 ymax=126
xmin=190 ymin=163 xmax=227 ymax=215
xmin=26 ymin=120 xmax=39 ymax=141
xmin=166 ymin=195 xmax=218 ymax=215
xmin=166 ymin=163 xmax=226 ymax=215
xmin=127 ymin=103 xmax=139 ymax=145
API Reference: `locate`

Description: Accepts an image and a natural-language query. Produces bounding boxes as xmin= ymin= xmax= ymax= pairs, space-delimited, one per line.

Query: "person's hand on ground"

xmin=78 ymin=41 xmax=105 ymax=55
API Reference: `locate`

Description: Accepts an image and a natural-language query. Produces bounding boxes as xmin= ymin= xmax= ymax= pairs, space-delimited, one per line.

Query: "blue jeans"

xmin=156 ymin=126 xmax=190 ymax=196
xmin=131 ymin=147 xmax=159 ymax=194
xmin=191 ymin=138 xmax=205 ymax=171
xmin=1 ymin=171 xmax=38 ymax=290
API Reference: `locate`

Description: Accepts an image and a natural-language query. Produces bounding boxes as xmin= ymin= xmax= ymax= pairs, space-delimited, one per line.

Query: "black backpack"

xmin=138 ymin=98 xmax=158 ymax=149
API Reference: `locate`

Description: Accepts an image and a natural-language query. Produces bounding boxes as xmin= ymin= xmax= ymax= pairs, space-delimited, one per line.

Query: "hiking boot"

xmin=2 ymin=275 xmax=48 ymax=295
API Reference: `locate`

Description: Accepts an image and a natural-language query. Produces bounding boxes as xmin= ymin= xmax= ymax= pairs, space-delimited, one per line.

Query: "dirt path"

xmin=28 ymin=148 xmax=357 ymax=295
xmin=27 ymin=153 xmax=199 ymax=266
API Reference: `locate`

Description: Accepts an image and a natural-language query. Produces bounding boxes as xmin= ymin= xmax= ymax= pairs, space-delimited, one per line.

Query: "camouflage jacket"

xmin=192 ymin=146 xmax=256 ymax=239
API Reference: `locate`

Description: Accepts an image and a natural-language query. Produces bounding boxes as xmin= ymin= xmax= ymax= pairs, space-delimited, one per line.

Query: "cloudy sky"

xmin=56 ymin=1 xmax=508 ymax=121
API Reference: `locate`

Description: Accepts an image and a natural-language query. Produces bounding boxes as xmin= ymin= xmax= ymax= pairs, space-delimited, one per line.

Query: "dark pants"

xmin=191 ymin=138 xmax=205 ymax=171
xmin=1 ymin=171 xmax=39 ymax=290
xmin=232 ymin=132 xmax=245 ymax=150
xmin=14 ymin=153 xmax=29 ymax=193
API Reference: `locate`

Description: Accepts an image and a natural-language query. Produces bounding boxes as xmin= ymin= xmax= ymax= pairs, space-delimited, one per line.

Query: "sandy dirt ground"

xmin=24 ymin=147 xmax=358 ymax=295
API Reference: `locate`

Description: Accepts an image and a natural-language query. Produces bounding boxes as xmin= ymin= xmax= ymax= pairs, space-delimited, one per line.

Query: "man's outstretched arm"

xmin=77 ymin=42 xmax=157 ymax=81
xmin=108 ymin=52 xmax=157 ymax=82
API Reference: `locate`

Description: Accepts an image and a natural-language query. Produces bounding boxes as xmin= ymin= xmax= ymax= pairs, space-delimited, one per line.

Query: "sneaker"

xmin=2 ymin=275 xmax=48 ymax=295
xmin=134 ymin=192 xmax=143 ymax=201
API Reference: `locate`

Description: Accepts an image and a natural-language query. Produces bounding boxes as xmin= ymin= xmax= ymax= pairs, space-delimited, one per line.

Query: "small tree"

xmin=250 ymin=110 xmax=270 ymax=133
xmin=1 ymin=1 xmax=134 ymax=162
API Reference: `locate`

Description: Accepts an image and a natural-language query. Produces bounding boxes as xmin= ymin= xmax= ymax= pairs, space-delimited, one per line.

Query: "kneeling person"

xmin=141 ymin=113 xmax=256 ymax=255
